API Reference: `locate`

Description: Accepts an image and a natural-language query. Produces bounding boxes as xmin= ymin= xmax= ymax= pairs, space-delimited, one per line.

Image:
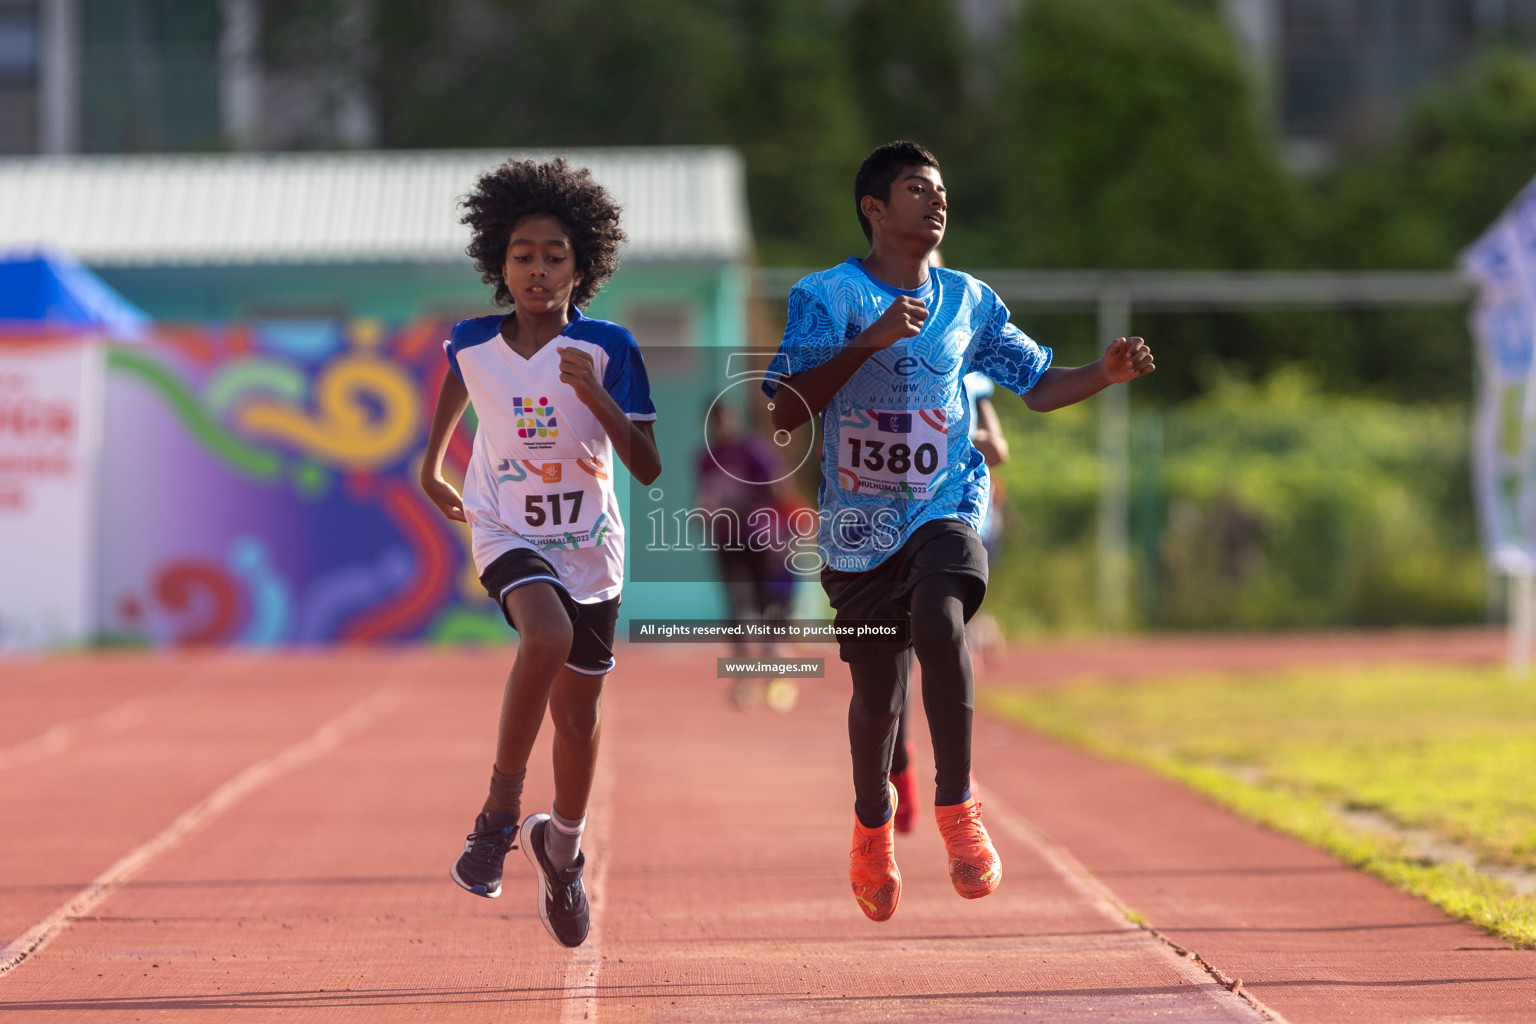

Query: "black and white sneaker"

xmin=450 ymin=811 xmax=520 ymax=898
xmin=520 ymin=814 xmax=590 ymax=947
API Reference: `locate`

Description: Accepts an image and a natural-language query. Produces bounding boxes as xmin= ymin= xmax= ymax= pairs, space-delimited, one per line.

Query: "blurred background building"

xmin=1228 ymin=0 xmax=1536 ymax=169
xmin=0 ymin=146 xmax=748 ymax=322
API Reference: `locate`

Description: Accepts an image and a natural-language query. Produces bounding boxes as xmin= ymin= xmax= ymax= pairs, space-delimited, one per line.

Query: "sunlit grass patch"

xmin=983 ymin=665 xmax=1536 ymax=947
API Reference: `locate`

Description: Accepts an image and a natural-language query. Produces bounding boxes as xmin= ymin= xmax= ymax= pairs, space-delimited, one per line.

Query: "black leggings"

xmin=849 ymin=573 xmax=975 ymax=827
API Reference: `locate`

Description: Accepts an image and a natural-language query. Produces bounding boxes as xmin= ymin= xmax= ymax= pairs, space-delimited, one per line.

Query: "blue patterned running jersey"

xmin=763 ymin=258 xmax=1051 ymax=573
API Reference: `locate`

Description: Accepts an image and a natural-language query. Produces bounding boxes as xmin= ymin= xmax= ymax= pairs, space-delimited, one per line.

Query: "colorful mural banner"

xmin=97 ymin=318 xmax=508 ymax=647
xmin=0 ymin=333 xmax=104 ymax=649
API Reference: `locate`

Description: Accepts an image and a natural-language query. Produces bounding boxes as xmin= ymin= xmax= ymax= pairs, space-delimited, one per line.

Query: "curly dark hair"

xmin=461 ymin=157 xmax=626 ymax=308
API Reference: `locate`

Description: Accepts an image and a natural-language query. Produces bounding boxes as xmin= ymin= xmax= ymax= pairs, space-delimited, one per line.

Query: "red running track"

xmin=0 ymin=631 xmax=1529 ymax=1022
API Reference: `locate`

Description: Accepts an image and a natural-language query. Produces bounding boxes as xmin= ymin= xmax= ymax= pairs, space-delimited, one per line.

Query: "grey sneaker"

xmin=520 ymin=814 xmax=590 ymax=947
xmin=449 ymin=811 xmax=519 ymax=898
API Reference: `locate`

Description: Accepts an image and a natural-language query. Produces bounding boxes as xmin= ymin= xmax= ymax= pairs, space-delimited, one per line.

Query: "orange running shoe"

xmin=935 ymin=794 xmax=1001 ymax=899
xmin=849 ymin=786 xmax=902 ymax=921
xmin=889 ymin=742 xmax=917 ymax=834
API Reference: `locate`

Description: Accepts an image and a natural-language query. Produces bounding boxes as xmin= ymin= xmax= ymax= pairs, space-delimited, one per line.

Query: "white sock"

xmin=544 ymin=807 xmax=585 ymax=872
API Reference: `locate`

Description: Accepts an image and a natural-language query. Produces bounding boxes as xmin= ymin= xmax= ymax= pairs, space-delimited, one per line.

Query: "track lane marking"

xmin=978 ymin=781 xmax=1290 ymax=1024
xmin=0 ymin=686 xmax=404 ymax=977
xmin=558 ymin=714 xmax=615 ymax=1024
xmin=1 ymin=660 xmax=270 ymax=772
xmin=0 ymin=698 xmax=152 ymax=772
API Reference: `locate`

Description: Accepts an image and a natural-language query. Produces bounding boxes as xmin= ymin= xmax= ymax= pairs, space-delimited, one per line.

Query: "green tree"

xmin=977 ymin=0 xmax=1301 ymax=271
xmin=1320 ymin=49 xmax=1536 ymax=270
xmin=1265 ymin=51 xmax=1536 ymax=402
xmin=357 ymin=0 xmax=865 ymax=263
xmin=712 ymin=0 xmax=868 ymax=264
xmin=368 ymin=0 xmax=737 ymax=147
xmin=835 ymin=0 xmax=1016 ymax=262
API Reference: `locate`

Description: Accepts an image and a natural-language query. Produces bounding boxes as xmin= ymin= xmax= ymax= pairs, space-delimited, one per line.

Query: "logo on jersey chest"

xmin=514 ymin=396 xmax=559 ymax=448
xmin=868 ymin=345 xmax=965 ymax=376
xmin=860 ymin=329 xmax=968 ymax=390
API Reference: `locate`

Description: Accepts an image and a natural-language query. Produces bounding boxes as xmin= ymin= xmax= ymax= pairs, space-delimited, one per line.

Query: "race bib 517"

xmin=494 ymin=457 xmax=612 ymax=550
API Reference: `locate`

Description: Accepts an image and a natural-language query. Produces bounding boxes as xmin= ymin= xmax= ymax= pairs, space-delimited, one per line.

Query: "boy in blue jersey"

xmin=421 ymin=157 xmax=660 ymax=947
xmin=764 ymin=141 xmax=1153 ymax=922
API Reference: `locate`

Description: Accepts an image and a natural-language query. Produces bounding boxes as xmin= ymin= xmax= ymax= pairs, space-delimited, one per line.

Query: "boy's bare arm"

xmin=1023 ymin=336 xmax=1155 ymax=413
xmin=421 ymin=370 xmax=471 ymax=521
xmin=770 ymin=296 xmax=928 ymax=432
xmin=558 ymin=347 xmax=663 ymax=486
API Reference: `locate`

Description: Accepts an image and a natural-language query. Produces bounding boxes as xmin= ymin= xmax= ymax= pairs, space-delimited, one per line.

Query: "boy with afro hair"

xmin=421 ymin=156 xmax=660 ymax=947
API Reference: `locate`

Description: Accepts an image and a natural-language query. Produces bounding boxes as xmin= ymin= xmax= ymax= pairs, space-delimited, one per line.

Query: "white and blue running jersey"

xmin=763 ymin=258 xmax=1050 ymax=573
xmin=445 ymin=308 xmax=655 ymax=602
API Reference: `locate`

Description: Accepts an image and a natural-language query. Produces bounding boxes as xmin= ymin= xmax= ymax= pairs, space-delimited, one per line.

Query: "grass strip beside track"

xmin=983 ymin=665 xmax=1536 ymax=948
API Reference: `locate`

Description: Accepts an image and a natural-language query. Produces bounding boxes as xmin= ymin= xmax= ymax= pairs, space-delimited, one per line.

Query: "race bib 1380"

xmin=836 ymin=409 xmax=948 ymax=499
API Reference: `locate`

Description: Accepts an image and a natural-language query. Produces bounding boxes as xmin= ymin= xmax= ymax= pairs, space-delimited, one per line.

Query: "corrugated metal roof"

xmin=0 ymin=148 xmax=750 ymax=266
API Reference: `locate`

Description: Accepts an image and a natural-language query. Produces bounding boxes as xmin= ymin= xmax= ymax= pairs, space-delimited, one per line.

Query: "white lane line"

xmin=0 ymin=686 xmax=403 ymax=977
xmin=559 ymin=730 xmax=615 ymax=1024
xmin=0 ymin=698 xmax=151 ymax=772
xmin=1 ymin=659 xmax=261 ymax=772
xmin=978 ymin=782 xmax=1291 ymax=1024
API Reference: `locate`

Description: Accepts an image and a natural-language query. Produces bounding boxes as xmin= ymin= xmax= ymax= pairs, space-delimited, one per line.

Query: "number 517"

xmin=524 ymin=491 xmax=584 ymax=526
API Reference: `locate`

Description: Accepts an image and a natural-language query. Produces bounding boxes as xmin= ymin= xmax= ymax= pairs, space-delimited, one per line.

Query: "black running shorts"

xmin=479 ymin=548 xmax=621 ymax=676
xmin=819 ymin=518 xmax=988 ymax=663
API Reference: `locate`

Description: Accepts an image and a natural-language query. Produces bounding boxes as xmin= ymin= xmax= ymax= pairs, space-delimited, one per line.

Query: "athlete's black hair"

xmin=461 ymin=156 xmax=625 ymax=308
xmin=854 ymin=141 xmax=941 ymax=242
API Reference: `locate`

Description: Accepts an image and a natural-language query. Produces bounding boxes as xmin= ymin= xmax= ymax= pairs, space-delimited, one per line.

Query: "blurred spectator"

xmin=696 ymin=400 xmax=798 ymax=710
xmin=961 ymin=371 xmax=1009 ymax=661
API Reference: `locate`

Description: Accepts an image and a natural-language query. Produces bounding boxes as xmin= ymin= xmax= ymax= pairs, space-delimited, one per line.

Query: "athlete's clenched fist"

xmin=861 ymin=295 xmax=929 ymax=351
xmin=1102 ymin=336 xmax=1155 ymax=383
xmin=558 ymin=345 xmax=603 ymax=406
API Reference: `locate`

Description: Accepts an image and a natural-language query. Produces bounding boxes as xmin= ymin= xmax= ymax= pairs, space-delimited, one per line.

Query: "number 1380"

xmin=846 ymin=438 xmax=939 ymax=475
